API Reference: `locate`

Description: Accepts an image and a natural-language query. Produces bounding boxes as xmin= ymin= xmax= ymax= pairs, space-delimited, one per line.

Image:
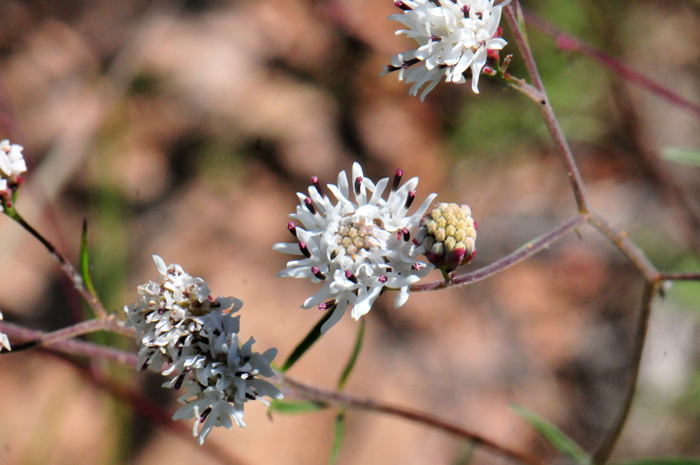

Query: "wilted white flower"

xmin=381 ymin=0 xmax=508 ymax=100
xmin=274 ymin=163 xmax=437 ymax=333
xmin=0 ymin=140 xmax=27 ymax=181
xmin=0 ymin=140 xmax=27 ymax=212
xmin=0 ymin=311 xmax=10 ymax=352
xmin=124 ymin=255 xmax=282 ymax=444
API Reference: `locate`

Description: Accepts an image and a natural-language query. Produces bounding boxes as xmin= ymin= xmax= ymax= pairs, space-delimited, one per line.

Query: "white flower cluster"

xmin=274 ymin=163 xmax=437 ymax=333
xmin=0 ymin=311 xmax=10 ymax=352
xmin=382 ymin=0 xmax=508 ymax=100
xmin=124 ymin=256 xmax=282 ymax=444
xmin=0 ymin=139 xmax=27 ymax=211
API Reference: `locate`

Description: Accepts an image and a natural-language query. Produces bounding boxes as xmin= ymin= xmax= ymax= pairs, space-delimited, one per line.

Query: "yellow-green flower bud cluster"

xmin=415 ymin=203 xmax=476 ymax=273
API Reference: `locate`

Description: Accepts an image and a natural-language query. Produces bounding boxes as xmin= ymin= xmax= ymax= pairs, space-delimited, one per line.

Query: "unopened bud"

xmin=414 ymin=203 xmax=476 ymax=273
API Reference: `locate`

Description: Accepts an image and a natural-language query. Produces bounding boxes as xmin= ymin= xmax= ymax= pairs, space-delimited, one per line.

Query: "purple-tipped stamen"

xmin=299 ymin=241 xmax=311 ymax=258
xmin=311 ymin=266 xmax=326 ymax=280
xmin=394 ymin=1 xmax=412 ymax=10
xmin=461 ymin=5 xmax=470 ymax=17
xmin=319 ymin=299 xmax=336 ymax=310
xmin=304 ymin=197 xmax=316 ymax=215
xmin=379 ymin=275 xmax=388 ymax=283
xmin=200 ymin=407 xmax=212 ymax=423
xmin=401 ymin=228 xmax=410 ymax=241
xmin=174 ymin=371 xmax=187 ymax=390
xmin=311 ymin=176 xmax=324 ymax=196
xmin=404 ymin=190 xmax=416 ymax=209
xmin=345 ymin=269 xmax=359 ymax=284
xmin=392 ymin=168 xmax=403 ymax=191
xmin=354 ymin=176 xmax=363 ymax=196
xmin=288 ymin=221 xmax=297 ymax=237
xmin=412 ymin=263 xmax=423 ymax=271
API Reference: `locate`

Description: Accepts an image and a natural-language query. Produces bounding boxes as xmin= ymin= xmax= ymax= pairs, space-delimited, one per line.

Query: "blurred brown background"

xmin=0 ymin=0 xmax=699 ymax=464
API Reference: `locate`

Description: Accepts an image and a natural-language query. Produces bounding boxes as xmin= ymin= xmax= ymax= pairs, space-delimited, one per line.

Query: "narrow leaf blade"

xmin=661 ymin=147 xmax=700 ymax=166
xmin=281 ymin=307 xmax=335 ymax=372
xmin=268 ymin=399 xmax=325 ymax=415
xmin=329 ymin=411 xmax=346 ymax=465
xmin=512 ymin=405 xmax=590 ymax=465
xmin=612 ymin=460 xmax=700 ymax=465
xmin=80 ymin=219 xmax=97 ymax=297
xmin=337 ymin=319 xmax=365 ymax=391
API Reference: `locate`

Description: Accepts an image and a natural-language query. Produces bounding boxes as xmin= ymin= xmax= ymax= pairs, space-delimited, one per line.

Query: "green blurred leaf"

xmin=80 ymin=219 xmax=97 ymax=299
xmin=337 ymin=319 xmax=365 ymax=391
xmin=661 ymin=148 xmax=700 ymax=167
xmin=612 ymin=460 xmax=700 ymax=465
xmin=329 ymin=411 xmax=346 ymax=465
xmin=281 ymin=307 xmax=335 ymax=372
xmin=512 ymin=405 xmax=590 ymax=465
xmin=268 ymin=399 xmax=325 ymax=415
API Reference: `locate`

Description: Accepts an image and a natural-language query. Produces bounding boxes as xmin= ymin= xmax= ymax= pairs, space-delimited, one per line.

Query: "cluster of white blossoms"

xmin=124 ymin=256 xmax=282 ymax=444
xmin=0 ymin=139 xmax=27 ymax=211
xmin=0 ymin=311 xmax=9 ymax=352
xmin=274 ymin=163 xmax=437 ymax=333
xmin=382 ymin=0 xmax=508 ymax=100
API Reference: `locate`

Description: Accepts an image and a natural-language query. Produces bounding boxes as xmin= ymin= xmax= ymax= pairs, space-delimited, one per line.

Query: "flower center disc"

xmin=335 ymin=217 xmax=374 ymax=257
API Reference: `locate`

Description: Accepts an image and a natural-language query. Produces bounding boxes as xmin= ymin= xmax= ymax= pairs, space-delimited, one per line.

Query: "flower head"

xmin=382 ymin=0 xmax=508 ymax=100
xmin=0 ymin=311 xmax=10 ymax=352
xmin=413 ymin=203 xmax=476 ymax=273
xmin=0 ymin=140 xmax=27 ymax=212
xmin=124 ymin=255 xmax=282 ymax=444
xmin=274 ymin=163 xmax=437 ymax=333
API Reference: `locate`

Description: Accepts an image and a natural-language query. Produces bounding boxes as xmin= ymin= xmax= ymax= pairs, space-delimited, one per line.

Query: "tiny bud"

xmin=311 ymin=176 xmax=324 ymax=196
xmin=287 ymin=221 xmax=297 ymax=237
xmin=354 ymin=176 xmax=363 ymax=196
xmin=311 ymin=266 xmax=326 ymax=280
xmin=304 ymin=197 xmax=317 ymax=214
xmin=392 ymin=169 xmax=403 ymax=191
xmin=404 ymin=190 xmax=416 ymax=209
xmin=345 ymin=270 xmax=359 ymax=284
xmin=379 ymin=275 xmax=388 ymax=283
xmin=299 ymin=242 xmax=311 ymax=258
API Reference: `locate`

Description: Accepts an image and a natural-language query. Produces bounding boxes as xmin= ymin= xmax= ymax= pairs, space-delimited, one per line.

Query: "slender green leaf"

xmin=329 ymin=410 xmax=346 ymax=465
xmin=661 ymin=147 xmax=700 ymax=167
xmin=337 ymin=319 xmax=365 ymax=391
xmin=268 ymin=399 xmax=325 ymax=416
xmin=512 ymin=405 xmax=590 ymax=465
xmin=281 ymin=307 xmax=335 ymax=372
xmin=612 ymin=460 xmax=700 ymax=465
xmin=80 ymin=219 xmax=97 ymax=298
xmin=452 ymin=441 xmax=475 ymax=465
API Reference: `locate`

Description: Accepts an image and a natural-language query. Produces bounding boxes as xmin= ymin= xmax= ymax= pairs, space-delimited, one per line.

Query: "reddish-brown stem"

xmin=592 ymin=281 xmax=657 ymax=464
xmin=411 ymin=214 xmax=587 ymax=292
xmin=7 ymin=317 xmax=136 ymax=352
xmin=658 ymin=272 xmax=700 ymax=281
xmin=504 ymin=4 xmax=590 ymax=213
xmin=587 ymin=211 xmax=660 ymax=282
xmin=281 ymin=376 xmax=543 ymax=465
xmin=523 ymin=9 xmax=700 ymax=120
xmin=5 ymin=209 xmax=108 ymax=318
xmin=0 ymin=321 xmax=138 ymax=364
